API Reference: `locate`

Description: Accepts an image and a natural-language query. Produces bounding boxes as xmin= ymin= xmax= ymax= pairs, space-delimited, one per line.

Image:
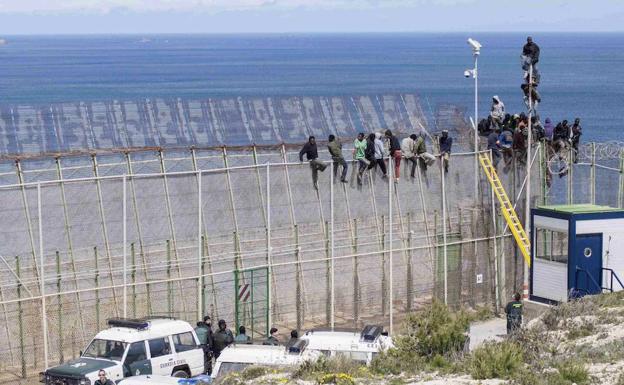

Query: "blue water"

xmin=1 ymin=33 xmax=623 ymax=141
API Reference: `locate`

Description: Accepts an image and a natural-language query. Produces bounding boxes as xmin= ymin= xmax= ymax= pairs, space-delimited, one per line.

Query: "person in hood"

xmin=372 ymin=132 xmax=388 ymax=177
xmin=327 ymin=134 xmax=348 ymax=183
xmin=401 ymin=134 xmax=419 ymax=178
xmin=438 ymin=130 xmax=453 ymax=174
xmin=553 ymin=120 xmax=570 ymax=153
xmin=522 ymin=36 xmax=540 ymax=70
xmin=385 ymin=129 xmax=402 ymax=182
xmin=488 ymin=128 xmax=502 ymax=167
xmin=490 ymin=96 xmax=505 ymax=129
xmin=543 ymin=118 xmax=554 ymax=142
xmin=299 ymin=136 xmax=327 ymax=190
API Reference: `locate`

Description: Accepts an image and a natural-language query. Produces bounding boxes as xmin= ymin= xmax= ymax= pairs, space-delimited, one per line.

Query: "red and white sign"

xmin=238 ymin=283 xmax=250 ymax=302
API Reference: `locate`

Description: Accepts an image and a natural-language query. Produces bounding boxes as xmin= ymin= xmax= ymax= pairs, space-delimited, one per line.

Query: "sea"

xmin=1 ymin=33 xmax=623 ymax=142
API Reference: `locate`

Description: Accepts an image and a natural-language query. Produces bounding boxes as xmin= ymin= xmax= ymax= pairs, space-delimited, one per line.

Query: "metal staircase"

xmin=479 ymin=152 xmax=532 ymax=267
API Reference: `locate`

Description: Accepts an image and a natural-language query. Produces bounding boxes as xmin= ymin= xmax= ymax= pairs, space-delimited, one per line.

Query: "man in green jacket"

xmin=327 ymin=134 xmax=348 ymax=183
xmin=353 ymin=132 xmax=368 ymax=186
xmin=194 ymin=316 xmax=213 ymax=374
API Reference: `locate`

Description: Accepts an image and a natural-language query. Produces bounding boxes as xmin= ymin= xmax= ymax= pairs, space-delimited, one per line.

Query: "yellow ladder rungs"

xmin=479 ymin=153 xmax=531 ymax=268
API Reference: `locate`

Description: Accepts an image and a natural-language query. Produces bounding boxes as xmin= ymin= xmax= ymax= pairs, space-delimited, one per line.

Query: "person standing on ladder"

xmin=505 ymin=293 xmax=523 ymax=334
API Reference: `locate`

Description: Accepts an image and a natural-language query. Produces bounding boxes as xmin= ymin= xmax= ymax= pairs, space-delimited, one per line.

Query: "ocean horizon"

xmin=1 ymin=32 xmax=623 ymax=142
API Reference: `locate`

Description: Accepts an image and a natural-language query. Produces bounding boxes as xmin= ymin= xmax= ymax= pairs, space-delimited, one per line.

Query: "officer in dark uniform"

xmin=505 ymin=292 xmax=523 ymax=334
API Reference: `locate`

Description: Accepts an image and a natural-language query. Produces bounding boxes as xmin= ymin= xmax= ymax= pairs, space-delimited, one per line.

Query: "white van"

xmin=40 ymin=318 xmax=204 ymax=385
xmin=212 ymin=341 xmax=321 ymax=379
xmin=300 ymin=325 xmax=393 ymax=364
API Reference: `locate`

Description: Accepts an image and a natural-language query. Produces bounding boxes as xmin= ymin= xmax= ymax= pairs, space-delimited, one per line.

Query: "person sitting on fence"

xmin=373 ymin=132 xmax=388 ymax=177
xmin=553 ymin=120 xmax=571 ymax=153
xmin=401 ymin=134 xmax=419 ymax=178
xmin=415 ymin=132 xmax=436 ymax=169
xmin=353 ymin=132 xmax=369 ymax=186
xmin=264 ymin=327 xmax=280 ymax=346
xmin=571 ymin=118 xmax=582 ymax=163
xmin=490 ymin=96 xmax=505 ymax=129
xmin=543 ymin=118 xmax=554 ymax=143
xmin=498 ymin=128 xmax=514 ymax=167
xmin=385 ymin=129 xmax=402 ymax=182
xmin=438 ymin=130 xmax=453 ymax=174
xmin=521 ymin=83 xmax=541 ymax=114
xmin=513 ymin=127 xmax=527 ymax=165
xmin=488 ymin=128 xmax=502 ymax=167
xmin=532 ymin=116 xmax=545 ymax=142
xmin=299 ymin=136 xmax=327 ymax=190
xmin=327 ymin=134 xmax=348 ymax=183
xmin=234 ymin=325 xmax=251 ymax=344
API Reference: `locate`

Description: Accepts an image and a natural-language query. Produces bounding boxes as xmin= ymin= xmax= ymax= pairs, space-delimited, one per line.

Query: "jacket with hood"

xmin=374 ymin=132 xmax=385 ymax=160
xmin=490 ymin=96 xmax=505 ymax=121
xmin=523 ymin=41 xmax=540 ymax=64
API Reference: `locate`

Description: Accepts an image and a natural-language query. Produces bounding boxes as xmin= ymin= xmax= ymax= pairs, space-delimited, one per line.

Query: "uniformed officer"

xmin=194 ymin=316 xmax=213 ymax=374
xmin=505 ymin=292 xmax=523 ymax=334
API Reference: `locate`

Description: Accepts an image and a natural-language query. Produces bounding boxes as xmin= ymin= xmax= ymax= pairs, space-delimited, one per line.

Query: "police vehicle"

xmin=118 ymin=374 xmax=212 ymax=385
xmin=40 ymin=318 xmax=204 ymax=385
xmin=300 ymin=325 xmax=393 ymax=364
xmin=211 ymin=340 xmax=321 ymax=378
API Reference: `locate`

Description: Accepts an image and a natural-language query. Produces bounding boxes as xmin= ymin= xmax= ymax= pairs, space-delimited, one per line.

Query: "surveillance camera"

xmin=464 ymin=70 xmax=471 ymax=78
xmin=467 ymin=38 xmax=482 ymax=51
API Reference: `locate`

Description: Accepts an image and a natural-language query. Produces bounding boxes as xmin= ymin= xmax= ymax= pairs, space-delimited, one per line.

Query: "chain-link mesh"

xmin=0 ymin=140 xmax=622 ymax=383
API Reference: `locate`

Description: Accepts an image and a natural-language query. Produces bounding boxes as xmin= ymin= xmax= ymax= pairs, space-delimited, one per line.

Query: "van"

xmin=40 ymin=318 xmax=204 ymax=385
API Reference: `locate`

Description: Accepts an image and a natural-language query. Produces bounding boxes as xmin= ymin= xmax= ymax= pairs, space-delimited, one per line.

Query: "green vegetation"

xmin=468 ymin=341 xmax=523 ymax=379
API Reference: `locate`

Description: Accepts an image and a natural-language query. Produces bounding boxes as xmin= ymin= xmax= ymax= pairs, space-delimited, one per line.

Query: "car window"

xmin=217 ymin=362 xmax=251 ymax=377
xmin=125 ymin=341 xmax=147 ymax=365
xmin=148 ymin=337 xmax=172 ymax=358
xmin=172 ymin=332 xmax=197 ymax=352
xmin=83 ymin=339 xmax=127 ymax=361
xmin=336 ymin=350 xmax=369 ymax=363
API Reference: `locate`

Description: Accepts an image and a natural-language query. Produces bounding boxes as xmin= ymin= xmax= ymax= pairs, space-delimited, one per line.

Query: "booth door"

xmin=575 ymin=234 xmax=603 ymax=295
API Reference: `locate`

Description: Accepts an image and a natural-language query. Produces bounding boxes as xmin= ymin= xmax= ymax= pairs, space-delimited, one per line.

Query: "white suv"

xmin=40 ymin=318 xmax=204 ymax=385
xmin=301 ymin=325 xmax=393 ymax=364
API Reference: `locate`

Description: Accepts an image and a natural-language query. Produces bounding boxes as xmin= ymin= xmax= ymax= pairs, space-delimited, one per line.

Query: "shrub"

xmin=317 ymin=373 xmax=355 ymax=385
xmin=370 ymin=347 xmax=424 ymax=375
xmin=292 ymin=356 xmax=365 ymax=380
xmin=566 ymin=321 xmax=595 ymax=340
xmin=468 ymin=341 xmax=523 ymax=380
xmin=402 ymin=300 xmax=470 ymax=357
xmin=556 ymin=360 xmax=590 ymax=385
xmin=241 ymin=366 xmax=270 ymax=380
xmin=617 ymin=371 xmax=624 ymax=385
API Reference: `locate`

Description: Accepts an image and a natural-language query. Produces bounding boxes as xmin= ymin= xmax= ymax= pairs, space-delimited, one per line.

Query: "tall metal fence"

xmin=0 ymin=139 xmax=621 ymax=384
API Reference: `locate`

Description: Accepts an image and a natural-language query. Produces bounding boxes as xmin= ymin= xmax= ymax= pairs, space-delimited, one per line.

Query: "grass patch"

xmin=574 ymin=340 xmax=624 ymax=364
xmin=292 ymin=355 xmax=367 ymax=381
xmin=566 ymin=321 xmax=595 ymax=340
xmin=556 ymin=360 xmax=590 ymax=385
xmin=468 ymin=341 xmax=523 ymax=380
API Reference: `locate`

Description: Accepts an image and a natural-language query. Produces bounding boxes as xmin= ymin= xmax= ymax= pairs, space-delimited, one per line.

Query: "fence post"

xmin=591 ymin=142 xmax=596 ymax=205
xmin=131 ymin=243 xmax=137 ymax=317
xmin=619 ymin=150 xmax=624 ymax=208
xmin=167 ymin=239 xmax=172 ymax=316
xmin=16 ymin=256 xmax=26 ymax=378
xmin=56 ymin=251 xmax=63 ymax=363
xmin=381 ymin=215 xmax=387 ymax=316
xmin=38 ymin=183 xmax=49 ymax=370
xmin=294 ymin=224 xmax=302 ymax=332
xmin=94 ymin=247 xmax=100 ymax=330
xmin=325 ymin=221 xmax=331 ymax=327
xmin=197 ymin=171 xmax=202 ymax=322
xmin=406 ymin=213 xmax=413 ymax=312
xmin=568 ymin=146 xmax=574 ymax=204
xmin=353 ymin=218 xmax=359 ymax=327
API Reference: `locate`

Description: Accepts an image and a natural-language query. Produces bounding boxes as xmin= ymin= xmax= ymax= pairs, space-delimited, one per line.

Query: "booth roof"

xmin=538 ymin=204 xmax=624 ymax=214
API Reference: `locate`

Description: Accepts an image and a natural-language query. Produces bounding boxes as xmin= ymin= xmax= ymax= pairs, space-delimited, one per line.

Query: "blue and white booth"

xmin=530 ymin=204 xmax=624 ymax=303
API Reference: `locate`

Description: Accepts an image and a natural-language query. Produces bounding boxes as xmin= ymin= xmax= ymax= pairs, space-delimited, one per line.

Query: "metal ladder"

xmin=479 ymin=153 xmax=531 ymax=267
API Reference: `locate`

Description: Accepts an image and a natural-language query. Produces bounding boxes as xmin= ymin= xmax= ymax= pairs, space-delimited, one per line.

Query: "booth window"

xmin=535 ymin=228 xmax=568 ymax=263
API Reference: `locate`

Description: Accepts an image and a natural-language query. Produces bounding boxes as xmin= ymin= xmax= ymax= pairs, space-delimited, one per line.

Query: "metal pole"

xmin=441 ymin=158 xmax=449 ymax=305
xmin=123 ymin=175 xmax=127 ymax=318
xmin=591 ymin=142 xmax=596 ymax=205
xmin=39 ymin=183 xmax=49 ymax=369
xmin=266 ymin=163 xmax=272 ymax=329
xmin=474 ymin=52 xmax=479 ymax=202
xmin=619 ymin=150 xmax=624 ymax=208
xmin=490 ymin=167 xmax=500 ymax=313
xmin=389 ymin=156 xmax=394 ymax=335
xmin=330 ymin=159 xmax=335 ymax=330
xmin=523 ymin=63 xmax=533 ymax=301
xmin=197 ymin=171 xmax=203 ymax=320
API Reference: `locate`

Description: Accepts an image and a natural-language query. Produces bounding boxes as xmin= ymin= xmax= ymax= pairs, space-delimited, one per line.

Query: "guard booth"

xmin=530 ymin=205 xmax=624 ymax=303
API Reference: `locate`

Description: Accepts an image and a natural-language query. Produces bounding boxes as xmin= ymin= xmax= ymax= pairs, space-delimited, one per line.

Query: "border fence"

xmin=0 ymin=96 xmax=622 ymax=384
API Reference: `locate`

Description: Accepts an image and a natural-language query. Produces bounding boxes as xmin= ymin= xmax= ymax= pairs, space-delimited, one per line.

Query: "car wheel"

xmin=172 ymin=369 xmax=189 ymax=378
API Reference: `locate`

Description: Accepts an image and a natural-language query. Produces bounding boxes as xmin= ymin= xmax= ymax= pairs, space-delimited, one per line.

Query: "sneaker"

xmin=394 ymin=177 xmax=399 ymax=183
xmin=340 ymin=178 xmax=347 ymax=183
